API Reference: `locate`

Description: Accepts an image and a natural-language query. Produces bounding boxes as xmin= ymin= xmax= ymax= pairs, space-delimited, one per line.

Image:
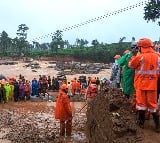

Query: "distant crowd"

xmin=0 ymin=73 xmax=111 ymax=103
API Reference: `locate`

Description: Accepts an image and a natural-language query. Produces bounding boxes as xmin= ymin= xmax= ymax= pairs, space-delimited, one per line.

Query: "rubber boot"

xmin=60 ymin=121 xmax=65 ymax=136
xmin=152 ymin=112 xmax=160 ymax=133
xmin=66 ymin=120 xmax=72 ymax=136
xmin=138 ymin=110 xmax=146 ymax=128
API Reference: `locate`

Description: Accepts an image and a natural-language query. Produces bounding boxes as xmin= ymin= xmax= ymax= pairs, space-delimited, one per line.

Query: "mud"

xmin=0 ymin=100 xmax=88 ymax=143
xmin=86 ymin=88 xmax=144 ymax=143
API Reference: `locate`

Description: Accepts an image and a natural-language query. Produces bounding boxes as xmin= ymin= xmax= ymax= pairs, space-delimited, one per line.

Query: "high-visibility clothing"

xmin=86 ymin=83 xmax=98 ymax=99
xmin=128 ymin=47 xmax=160 ymax=112
xmin=55 ymin=90 xmax=72 ymax=121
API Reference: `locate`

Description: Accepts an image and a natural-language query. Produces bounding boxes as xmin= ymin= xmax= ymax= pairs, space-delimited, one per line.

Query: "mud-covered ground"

xmin=0 ymin=92 xmax=88 ymax=143
xmin=0 ymin=90 xmax=160 ymax=143
xmin=86 ymin=88 xmax=160 ymax=143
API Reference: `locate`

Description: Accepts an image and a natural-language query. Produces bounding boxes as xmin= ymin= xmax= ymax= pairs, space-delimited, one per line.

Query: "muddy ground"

xmin=0 ymin=90 xmax=160 ymax=143
xmin=0 ymin=60 xmax=160 ymax=143
xmin=0 ymin=92 xmax=88 ymax=143
xmin=86 ymin=88 xmax=160 ymax=143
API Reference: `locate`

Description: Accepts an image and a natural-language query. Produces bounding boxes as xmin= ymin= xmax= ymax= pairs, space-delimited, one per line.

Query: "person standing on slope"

xmin=128 ymin=38 xmax=160 ymax=132
xmin=118 ymin=44 xmax=136 ymax=99
xmin=110 ymin=54 xmax=121 ymax=88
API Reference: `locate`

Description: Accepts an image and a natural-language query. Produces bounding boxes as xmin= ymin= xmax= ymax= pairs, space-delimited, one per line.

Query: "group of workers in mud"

xmin=55 ymin=37 xmax=160 ymax=137
xmin=110 ymin=38 xmax=160 ymax=133
xmin=1 ymin=37 xmax=160 ymax=137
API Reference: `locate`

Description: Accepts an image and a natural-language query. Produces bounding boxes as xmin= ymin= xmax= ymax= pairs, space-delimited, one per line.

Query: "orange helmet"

xmin=137 ymin=38 xmax=154 ymax=48
xmin=61 ymin=84 xmax=68 ymax=90
xmin=114 ymin=55 xmax=121 ymax=59
xmin=91 ymin=78 xmax=96 ymax=83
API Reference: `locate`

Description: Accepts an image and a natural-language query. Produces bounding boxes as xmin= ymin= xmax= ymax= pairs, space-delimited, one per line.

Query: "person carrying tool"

xmin=55 ymin=83 xmax=72 ymax=136
xmin=128 ymin=38 xmax=160 ymax=132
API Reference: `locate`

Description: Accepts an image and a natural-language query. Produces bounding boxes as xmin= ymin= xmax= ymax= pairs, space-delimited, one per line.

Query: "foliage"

xmin=144 ymin=0 xmax=160 ymax=25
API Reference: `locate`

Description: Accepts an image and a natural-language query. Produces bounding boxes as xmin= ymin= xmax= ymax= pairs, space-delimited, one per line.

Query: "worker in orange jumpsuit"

xmin=55 ymin=83 xmax=72 ymax=136
xmin=128 ymin=38 xmax=160 ymax=132
xmin=86 ymin=78 xmax=98 ymax=103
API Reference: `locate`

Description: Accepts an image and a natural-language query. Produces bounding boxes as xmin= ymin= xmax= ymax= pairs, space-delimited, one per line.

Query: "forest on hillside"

xmin=0 ymin=0 xmax=159 ymax=63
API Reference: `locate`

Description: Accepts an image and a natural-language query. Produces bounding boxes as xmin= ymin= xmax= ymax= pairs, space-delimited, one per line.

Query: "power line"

xmin=32 ymin=0 xmax=150 ymax=42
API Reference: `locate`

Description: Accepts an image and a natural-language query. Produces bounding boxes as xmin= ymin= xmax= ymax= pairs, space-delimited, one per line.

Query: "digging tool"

xmin=77 ymin=103 xmax=87 ymax=114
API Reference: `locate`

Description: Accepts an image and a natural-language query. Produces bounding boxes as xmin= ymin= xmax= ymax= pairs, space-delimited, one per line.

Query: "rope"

xmin=32 ymin=0 xmax=150 ymax=42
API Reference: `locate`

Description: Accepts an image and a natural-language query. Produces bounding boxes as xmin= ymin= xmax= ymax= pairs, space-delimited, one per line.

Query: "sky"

xmin=0 ymin=0 xmax=159 ymax=45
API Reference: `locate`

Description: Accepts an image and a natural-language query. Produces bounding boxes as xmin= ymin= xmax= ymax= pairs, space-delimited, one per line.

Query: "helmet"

xmin=61 ymin=84 xmax=68 ymax=90
xmin=137 ymin=38 xmax=154 ymax=48
xmin=91 ymin=78 xmax=96 ymax=83
xmin=131 ymin=42 xmax=137 ymax=49
xmin=114 ymin=55 xmax=121 ymax=59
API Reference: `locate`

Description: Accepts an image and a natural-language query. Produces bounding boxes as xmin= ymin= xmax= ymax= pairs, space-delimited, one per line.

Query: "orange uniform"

xmin=129 ymin=47 xmax=159 ymax=111
xmin=128 ymin=38 xmax=160 ymax=132
xmin=55 ymin=84 xmax=72 ymax=136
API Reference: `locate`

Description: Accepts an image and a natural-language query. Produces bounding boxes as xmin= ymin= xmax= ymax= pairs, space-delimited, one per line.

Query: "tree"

xmin=16 ymin=24 xmax=29 ymax=56
xmin=119 ymin=37 xmax=126 ymax=43
xmin=17 ymin=24 xmax=29 ymax=39
xmin=91 ymin=39 xmax=99 ymax=47
xmin=144 ymin=0 xmax=160 ymax=25
xmin=51 ymin=30 xmax=64 ymax=53
xmin=0 ymin=31 xmax=11 ymax=54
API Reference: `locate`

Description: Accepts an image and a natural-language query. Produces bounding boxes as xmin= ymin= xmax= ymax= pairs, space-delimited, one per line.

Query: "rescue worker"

xmin=4 ymin=82 xmax=11 ymax=102
xmin=128 ymin=38 xmax=160 ymax=132
xmin=118 ymin=44 xmax=136 ymax=99
xmin=24 ymin=80 xmax=31 ymax=100
xmin=110 ymin=54 xmax=121 ymax=88
xmin=86 ymin=78 xmax=98 ymax=103
xmin=0 ymin=82 xmax=6 ymax=103
xmin=31 ymin=78 xmax=39 ymax=96
xmin=55 ymin=83 xmax=72 ymax=136
xmin=9 ymin=78 xmax=15 ymax=101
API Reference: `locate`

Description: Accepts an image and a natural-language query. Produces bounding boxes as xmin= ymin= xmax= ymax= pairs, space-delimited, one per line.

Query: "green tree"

xmin=51 ymin=30 xmax=64 ymax=53
xmin=144 ymin=0 xmax=160 ymax=25
xmin=16 ymin=24 xmax=29 ymax=55
xmin=0 ymin=31 xmax=11 ymax=54
xmin=119 ymin=37 xmax=126 ymax=43
xmin=91 ymin=39 xmax=99 ymax=47
xmin=17 ymin=24 xmax=29 ymax=39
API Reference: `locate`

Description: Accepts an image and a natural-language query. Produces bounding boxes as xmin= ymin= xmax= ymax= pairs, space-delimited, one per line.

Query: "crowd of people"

xmin=110 ymin=38 xmax=160 ymax=133
xmin=2 ymin=37 xmax=159 ymax=137
xmin=0 ymin=72 xmax=108 ymax=104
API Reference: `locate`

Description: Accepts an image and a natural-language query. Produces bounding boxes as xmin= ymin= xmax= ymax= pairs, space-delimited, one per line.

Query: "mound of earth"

xmin=86 ymin=88 xmax=144 ymax=143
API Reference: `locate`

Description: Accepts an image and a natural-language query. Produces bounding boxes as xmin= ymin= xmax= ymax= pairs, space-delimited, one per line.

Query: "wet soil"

xmin=0 ymin=90 xmax=160 ymax=143
xmin=86 ymin=88 xmax=160 ymax=143
xmin=0 ymin=92 xmax=88 ymax=143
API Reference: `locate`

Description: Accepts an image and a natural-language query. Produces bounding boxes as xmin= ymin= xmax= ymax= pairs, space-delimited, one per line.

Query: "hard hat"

xmin=61 ymin=84 xmax=68 ymax=90
xmin=131 ymin=42 xmax=137 ymax=49
xmin=114 ymin=55 xmax=121 ymax=59
xmin=123 ymin=50 xmax=130 ymax=54
xmin=91 ymin=78 xmax=96 ymax=83
xmin=137 ymin=38 xmax=154 ymax=48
